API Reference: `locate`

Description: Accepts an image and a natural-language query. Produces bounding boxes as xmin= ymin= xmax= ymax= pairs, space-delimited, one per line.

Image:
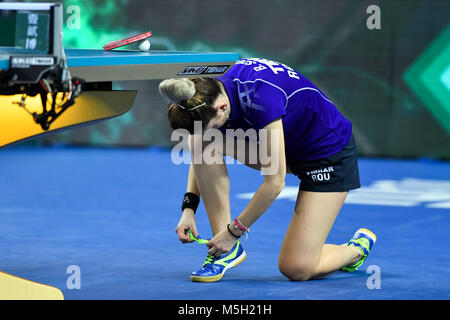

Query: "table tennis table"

xmin=0 ymin=49 xmax=240 ymax=82
xmin=0 ymin=48 xmax=239 ymax=149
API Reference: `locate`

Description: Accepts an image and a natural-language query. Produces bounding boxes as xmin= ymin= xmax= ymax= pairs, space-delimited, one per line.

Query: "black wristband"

xmin=181 ymin=192 xmax=200 ymax=214
xmin=227 ymin=224 xmax=240 ymax=239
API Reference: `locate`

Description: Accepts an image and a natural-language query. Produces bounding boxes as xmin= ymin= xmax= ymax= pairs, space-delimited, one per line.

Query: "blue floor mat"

xmin=0 ymin=146 xmax=448 ymax=299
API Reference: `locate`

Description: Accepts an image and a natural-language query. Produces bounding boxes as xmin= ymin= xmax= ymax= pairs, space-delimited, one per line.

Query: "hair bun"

xmin=158 ymin=78 xmax=196 ymax=103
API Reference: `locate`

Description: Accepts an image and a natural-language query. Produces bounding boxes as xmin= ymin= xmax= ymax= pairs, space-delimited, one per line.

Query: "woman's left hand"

xmin=206 ymin=228 xmax=238 ymax=257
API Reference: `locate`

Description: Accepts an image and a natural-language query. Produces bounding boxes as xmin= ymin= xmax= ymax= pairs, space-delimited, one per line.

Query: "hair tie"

xmin=183 ymin=102 xmax=206 ymax=111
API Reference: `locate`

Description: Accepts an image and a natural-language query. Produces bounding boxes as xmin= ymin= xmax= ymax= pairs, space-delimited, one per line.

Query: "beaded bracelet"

xmin=233 ymin=218 xmax=250 ymax=240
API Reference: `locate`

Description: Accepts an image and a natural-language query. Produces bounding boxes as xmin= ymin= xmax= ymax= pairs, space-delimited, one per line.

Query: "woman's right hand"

xmin=175 ymin=209 xmax=199 ymax=243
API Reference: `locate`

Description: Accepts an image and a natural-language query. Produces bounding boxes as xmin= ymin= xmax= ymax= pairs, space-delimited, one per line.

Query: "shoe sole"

xmin=341 ymin=228 xmax=377 ymax=247
xmin=190 ymin=250 xmax=247 ymax=283
xmin=356 ymin=228 xmax=377 ymax=243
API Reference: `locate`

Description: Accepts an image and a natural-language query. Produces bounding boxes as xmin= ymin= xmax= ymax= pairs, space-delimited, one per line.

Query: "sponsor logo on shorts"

xmin=305 ymin=166 xmax=334 ymax=182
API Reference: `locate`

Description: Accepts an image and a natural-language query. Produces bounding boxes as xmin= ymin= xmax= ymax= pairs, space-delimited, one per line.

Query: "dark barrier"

xmin=37 ymin=0 xmax=450 ymax=159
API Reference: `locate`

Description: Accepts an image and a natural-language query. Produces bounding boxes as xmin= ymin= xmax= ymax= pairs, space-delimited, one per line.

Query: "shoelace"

xmin=203 ymin=255 xmax=216 ymax=267
xmin=187 ymin=229 xmax=209 ymax=244
xmin=187 ymin=230 xmax=218 ymax=267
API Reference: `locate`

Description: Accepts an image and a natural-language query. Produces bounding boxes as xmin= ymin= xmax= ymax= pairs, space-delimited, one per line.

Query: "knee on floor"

xmin=278 ymin=259 xmax=316 ymax=281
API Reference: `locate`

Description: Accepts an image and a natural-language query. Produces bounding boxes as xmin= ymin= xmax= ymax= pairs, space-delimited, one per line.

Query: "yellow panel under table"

xmin=0 ymin=90 xmax=136 ymax=148
xmin=0 ymin=271 xmax=64 ymax=300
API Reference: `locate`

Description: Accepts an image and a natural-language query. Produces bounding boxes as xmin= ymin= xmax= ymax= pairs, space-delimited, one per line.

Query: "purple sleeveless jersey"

xmin=216 ymin=58 xmax=352 ymax=161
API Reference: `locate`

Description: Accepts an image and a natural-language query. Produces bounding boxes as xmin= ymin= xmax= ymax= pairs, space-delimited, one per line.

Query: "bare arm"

xmin=206 ymin=118 xmax=286 ymax=255
xmin=235 ymin=118 xmax=286 ymax=228
xmin=175 ymin=159 xmax=201 ymax=243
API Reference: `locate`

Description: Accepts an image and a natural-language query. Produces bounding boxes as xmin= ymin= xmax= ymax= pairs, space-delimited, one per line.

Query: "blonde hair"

xmin=159 ymin=78 xmax=196 ymax=107
xmin=159 ymin=77 xmax=221 ymax=133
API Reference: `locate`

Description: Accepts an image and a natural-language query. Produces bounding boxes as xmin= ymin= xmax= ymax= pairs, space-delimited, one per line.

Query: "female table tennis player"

xmin=159 ymin=58 xmax=376 ymax=282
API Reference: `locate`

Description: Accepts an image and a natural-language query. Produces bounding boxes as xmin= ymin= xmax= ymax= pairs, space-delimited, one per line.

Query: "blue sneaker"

xmin=190 ymin=241 xmax=246 ymax=282
xmin=342 ymin=228 xmax=377 ymax=272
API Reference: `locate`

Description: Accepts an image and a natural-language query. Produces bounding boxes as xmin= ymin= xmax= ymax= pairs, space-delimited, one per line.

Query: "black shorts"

xmin=286 ymin=135 xmax=361 ymax=192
